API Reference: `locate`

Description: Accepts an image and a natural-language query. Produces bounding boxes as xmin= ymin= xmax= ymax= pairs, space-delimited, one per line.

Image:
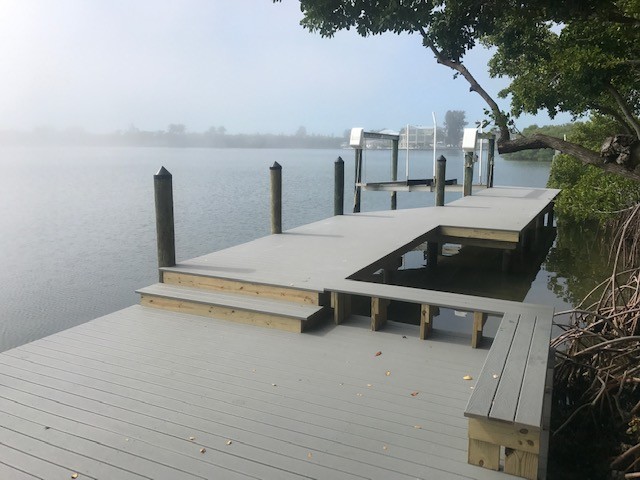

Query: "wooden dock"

xmin=0 ymin=186 xmax=559 ymax=479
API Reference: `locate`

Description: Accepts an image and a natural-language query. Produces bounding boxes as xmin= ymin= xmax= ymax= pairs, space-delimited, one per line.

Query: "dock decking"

xmin=0 ymin=186 xmax=559 ymax=479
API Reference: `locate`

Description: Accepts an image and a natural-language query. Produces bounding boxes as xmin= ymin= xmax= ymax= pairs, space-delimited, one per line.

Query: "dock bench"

xmin=464 ymin=308 xmax=554 ymax=479
xmin=327 ymin=279 xmax=543 ymax=348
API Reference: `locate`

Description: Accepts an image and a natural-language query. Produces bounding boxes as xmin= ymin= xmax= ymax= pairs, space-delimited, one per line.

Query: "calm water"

xmin=0 ymin=146 xmax=569 ymax=352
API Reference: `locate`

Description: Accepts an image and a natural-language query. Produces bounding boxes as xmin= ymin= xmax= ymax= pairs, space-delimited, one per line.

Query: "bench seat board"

xmin=464 ymin=312 xmax=520 ymax=419
xmin=515 ymin=311 xmax=554 ymax=427
xmin=489 ymin=312 xmax=537 ymax=423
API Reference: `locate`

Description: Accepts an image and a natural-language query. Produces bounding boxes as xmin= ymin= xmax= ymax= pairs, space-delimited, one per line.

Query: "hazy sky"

xmin=0 ymin=0 xmax=569 ymax=135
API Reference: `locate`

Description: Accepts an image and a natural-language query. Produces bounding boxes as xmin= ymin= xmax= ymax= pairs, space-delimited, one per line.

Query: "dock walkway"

xmin=0 ymin=186 xmax=559 ymax=479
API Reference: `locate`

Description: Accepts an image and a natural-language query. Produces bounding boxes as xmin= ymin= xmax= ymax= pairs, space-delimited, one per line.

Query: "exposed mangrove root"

xmin=551 ymin=203 xmax=640 ymax=476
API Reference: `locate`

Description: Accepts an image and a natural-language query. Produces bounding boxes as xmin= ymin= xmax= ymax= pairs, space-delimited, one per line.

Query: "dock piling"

xmin=463 ymin=152 xmax=474 ymax=197
xmin=354 ymin=149 xmax=363 ymax=213
xmin=334 ymin=157 xmax=344 ymax=216
xmin=270 ymin=161 xmax=282 ymax=234
xmin=435 ymin=155 xmax=446 ymax=207
xmin=391 ymin=139 xmax=399 ymax=210
xmin=487 ymin=137 xmax=495 ymax=188
xmin=154 ymin=166 xmax=176 ymax=281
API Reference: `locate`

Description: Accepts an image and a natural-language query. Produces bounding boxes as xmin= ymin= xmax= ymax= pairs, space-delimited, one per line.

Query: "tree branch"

xmin=418 ymin=27 xmax=511 ymax=141
xmin=607 ymin=83 xmax=640 ymax=140
xmin=499 ymin=133 xmax=640 ymax=181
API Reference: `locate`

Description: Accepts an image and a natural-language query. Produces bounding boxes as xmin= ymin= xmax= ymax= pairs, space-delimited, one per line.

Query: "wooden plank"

xmin=162 ymin=271 xmax=323 ymax=305
xmin=472 ymin=311 xmax=487 ymax=348
xmin=468 ymin=418 xmax=540 ymax=454
xmin=138 ymin=283 xmax=323 ymax=319
xmin=371 ymin=297 xmax=388 ymax=331
xmin=468 ymin=438 xmax=500 ymax=471
xmin=505 ymin=448 xmax=539 ymax=480
xmin=331 ymin=292 xmax=351 ymax=324
xmin=423 ymin=234 xmax=519 ymax=250
xmin=439 ymin=226 xmax=519 ymax=243
xmin=419 ymin=304 xmax=434 ymax=339
xmin=515 ymin=311 xmax=554 ymax=427
xmin=489 ymin=313 xmax=537 ymax=423
xmin=464 ymin=312 xmax=520 ymax=419
xmin=140 ymin=295 xmax=304 ymax=333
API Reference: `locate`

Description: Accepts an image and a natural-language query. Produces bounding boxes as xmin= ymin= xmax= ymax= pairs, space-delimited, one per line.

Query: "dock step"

xmin=161 ymin=270 xmax=326 ymax=306
xmin=137 ymin=283 xmax=328 ymax=333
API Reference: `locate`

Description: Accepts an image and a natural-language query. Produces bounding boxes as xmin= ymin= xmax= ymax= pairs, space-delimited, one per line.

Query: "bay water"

xmin=0 ymin=146 xmax=568 ymax=352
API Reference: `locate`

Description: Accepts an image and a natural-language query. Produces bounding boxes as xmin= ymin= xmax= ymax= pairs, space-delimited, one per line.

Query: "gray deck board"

xmin=1 ymin=305 xmax=520 ymax=479
xmin=164 ymin=187 xmax=559 ymax=292
xmin=464 ymin=313 xmax=520 ymax=419
xmin=2 ymin=187 xmax=557 ymax=478
xmin=489 ymin=312 xmax=537 ymax=423
xmin=515 ymin=311 xmax=554 ymax=427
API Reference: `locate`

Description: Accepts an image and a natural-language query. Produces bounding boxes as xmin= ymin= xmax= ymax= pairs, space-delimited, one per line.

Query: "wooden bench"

xmin=328 ymin=279 xmax=540 ymax=348
xmin=464 ymin=308 xmax=554 ymax=479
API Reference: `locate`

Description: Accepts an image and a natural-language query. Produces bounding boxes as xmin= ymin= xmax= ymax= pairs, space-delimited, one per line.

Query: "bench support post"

xmin=472 ymin=311 xmax=487 ymax=348
xmin=331 ymin=292 xmax=351 ymax=324
xmin=371 ymin=297 xmax=389 ymax=331
xmin=468 ymin=418 xmax=541 ymax=480
xmin=420 ymin=304 xmax=434 ymax=339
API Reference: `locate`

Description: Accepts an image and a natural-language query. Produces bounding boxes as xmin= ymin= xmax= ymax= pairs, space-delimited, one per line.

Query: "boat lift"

xmin=349 ymin=125 xmax=496 ymax=213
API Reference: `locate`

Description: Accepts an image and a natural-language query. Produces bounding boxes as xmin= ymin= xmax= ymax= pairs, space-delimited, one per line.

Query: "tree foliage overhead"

xmin=276 ymin=0 xmax=640 ymax=180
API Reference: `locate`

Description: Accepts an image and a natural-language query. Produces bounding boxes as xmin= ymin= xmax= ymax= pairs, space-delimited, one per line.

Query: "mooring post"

xmin=463 ymin=152 xmax=474 ymax=196
xmin=487 ymin=137 xmax=496 ymax=188
xmin=435 ymin=155 xmax=446 ymax=207
xmin=270 ymin=161 xmax=282 ymax=234
xmin=334 ymin=157 xmax=344 ymax=216
xmin=154 ymin=166 xmax=176 ymax=282
xmin=391 ymin=138 xmax=399 ymax=210
xmin=353 ymin=148 xmax=363 ymax=213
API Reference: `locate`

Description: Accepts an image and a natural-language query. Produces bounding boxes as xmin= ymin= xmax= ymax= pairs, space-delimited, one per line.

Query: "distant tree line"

xmin=0 ymin=124 xmax=344 ymax=149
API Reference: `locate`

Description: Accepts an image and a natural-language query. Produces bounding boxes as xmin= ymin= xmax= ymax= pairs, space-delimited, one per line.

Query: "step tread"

xmin=137 ymin=283 xmax=325 ymax=320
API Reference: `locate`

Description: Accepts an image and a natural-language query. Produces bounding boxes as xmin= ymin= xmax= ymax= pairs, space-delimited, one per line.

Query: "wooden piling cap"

xmin=270 ymin=161 xmax=282 ymax=170
xmin=437 ymin=155 xmax=447 ymax=163
xmin=336 ymin=156 xmax=344 ymax=163
xmin=155 ymin=166 xmax=172 ymax=178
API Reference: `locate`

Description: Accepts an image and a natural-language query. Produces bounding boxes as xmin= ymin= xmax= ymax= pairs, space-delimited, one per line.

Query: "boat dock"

xmin=0 ymin=185 xmax=559 ymax=479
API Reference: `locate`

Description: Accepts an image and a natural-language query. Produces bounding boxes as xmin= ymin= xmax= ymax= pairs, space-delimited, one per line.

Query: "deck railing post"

xmin=391 ymin=139 xmax=399 ymax=210
xmin=154 ymin=166 xmax=176 ymax=282
xmin=334 ymin=157 xmax=344 ymax=216
xmin=435 ymin=155 xmax=446 ymax=206
xmin=487 ymin=137 xmax=496 ymax=188
xmin=463 ymin=152 xmax=474 ymax=196
xmin=270 ymin=161 xmax=282 ymax=234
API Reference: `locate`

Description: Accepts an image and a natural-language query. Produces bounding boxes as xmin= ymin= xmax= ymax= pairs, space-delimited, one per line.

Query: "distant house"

xmin=399 ymin=125 xmax=434 ymax=149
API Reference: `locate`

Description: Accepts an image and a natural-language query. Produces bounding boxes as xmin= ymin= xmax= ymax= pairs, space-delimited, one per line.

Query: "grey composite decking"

xmin=0 ymin=306 xmax=521 ymax=480
xmin=162 ymin=187 xmax=559 ymax=292
xmin=1 ymin=186 xmax=558 ymax=479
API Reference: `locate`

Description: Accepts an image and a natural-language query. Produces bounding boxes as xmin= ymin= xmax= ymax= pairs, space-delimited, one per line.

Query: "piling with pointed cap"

xmin=435 ymin=155 xmax=446 ymax=207
xmin=334 ymin=157 xmax=344 ymax=216
xmin=154 ymin=166 xmax=175 ymax=281
xmin=270 ymin=161 xmax=282 ymax=234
